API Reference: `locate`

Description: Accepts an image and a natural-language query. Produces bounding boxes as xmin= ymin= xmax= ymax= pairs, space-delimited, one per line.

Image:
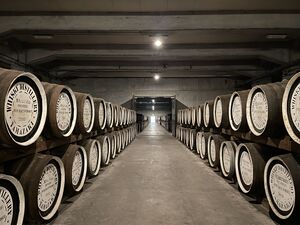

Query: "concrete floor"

xmin=52 ymin=123 xmax=276 ymax=225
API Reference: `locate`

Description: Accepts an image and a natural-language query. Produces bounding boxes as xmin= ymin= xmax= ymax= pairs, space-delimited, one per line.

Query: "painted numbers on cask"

xmin=0 ymin=187 xmax=13 ymax=225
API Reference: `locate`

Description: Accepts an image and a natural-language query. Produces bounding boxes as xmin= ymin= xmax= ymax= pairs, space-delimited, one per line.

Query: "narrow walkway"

xmin=52 ymin=123 xmax=276 ymax=225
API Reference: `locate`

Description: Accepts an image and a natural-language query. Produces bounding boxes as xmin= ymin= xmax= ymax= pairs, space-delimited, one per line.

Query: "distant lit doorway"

xmin=150 ymin=115 xmax=156 ymax=123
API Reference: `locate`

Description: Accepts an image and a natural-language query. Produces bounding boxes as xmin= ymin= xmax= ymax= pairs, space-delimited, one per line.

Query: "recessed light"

xmin=154 ymin=74 xmax=160 ymax=80
xmin=152 ymin=99 xmax=155 ymax=103
xmin=154 ymin=39 xmax=162 ymax=48
xmin=266 ymin=34 xmax=287 ymax=39
xmin=152 ymin=105 xmax=155 ymax=111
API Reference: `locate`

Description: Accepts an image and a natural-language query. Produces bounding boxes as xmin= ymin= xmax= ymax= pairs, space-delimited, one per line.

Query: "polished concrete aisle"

xmin=52 ymin=123 xmax=276 ymax=225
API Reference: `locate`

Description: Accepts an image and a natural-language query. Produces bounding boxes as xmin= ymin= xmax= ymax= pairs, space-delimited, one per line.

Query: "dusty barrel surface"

xmin=93 ymin=98 xmax=106 ymax=130
xmin=0 ymin=68 xmax=47 ymax=146
xmin=207 ymin=134 xmax=226 ymax=168
xmin=213 ymin=95 xmax=231 ymax=128
xmin=246 ymin=81 xmax=287 ymax=136
xmin=0 ymin=174 xmax=25 ymax=225
xmin=200 ymin=132 xmax=211 ymax=160
xmin=264 ymin=154 xmax=300 ymax=221
xmin=229 ymin=90 xmax=250 ymax=131
xmin=203 ymin=101 xmax=214 ymax=128
xmin=189 ymin=129 xmax=196 ymax=150
xmin=74 ymin=92 xmax=95 ymax=134
xmin=197 ymin=105 xmax=202 ymax=127
xmin=282 ymin=72 xmax=300 ymax=144
xmin=113 ymin=104 xmax=119 ymax=127
xmin=109 ymin=133 xmax=117 ymax=159
xmin=235 ymin=143 xmax=274 ymax=199
xmin=191 ymin=107 xmax=197 ymax=127
xmin=43 ymin=82 xmax=77 ymax=138
xmin=219 ymin=141 xmax=237 ymax=180
xmin=60 ymin=144 xmax=87 ymax=196
xmin=9 ymin=154 xmax=65 ymax=222
xmin=80 ymin=139 xmax=101 ymax=177
xmin=98 ymin=135 xmax=111 ymax=166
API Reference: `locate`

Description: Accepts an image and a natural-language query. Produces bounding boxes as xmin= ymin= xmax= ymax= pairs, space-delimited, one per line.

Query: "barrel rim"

xmin=264 ymin=155 xmax=296 ymax=219
xmin=89 ymin=139 xmax=102 ymax=176
xmin=4 ymin=72 xmax=47 ymax=146
xmin=73 ymin=146 xmax=88 ymax=192
xmin=235 ymin=143 xmax=254 ymax=194
xmin=213 ymin=96 xmax=223 ymax=128
xmin=0 ymin=174 xmax=25 ymax=225
xmin=219 ymin=141 xmax=237 ymax=178
xmin=246 ymin=86 xmax=269 ymax=136
xmin=282 ymin=72 xmax=300 ymax=144
xmin=229 ymin=91 xmax=241 ymax=131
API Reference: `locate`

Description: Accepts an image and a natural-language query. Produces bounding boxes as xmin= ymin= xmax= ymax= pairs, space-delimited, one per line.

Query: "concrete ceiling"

xmin=1 ymin=0 xmax=300 ymax=12
xmin=0 ymin=2 xmax=300 ymax=81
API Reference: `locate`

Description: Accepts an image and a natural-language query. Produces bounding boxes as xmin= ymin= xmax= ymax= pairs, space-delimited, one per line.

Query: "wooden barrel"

xmin=121 ymin=130 xmax=126 ymax=150
xmin=196 ymin=131 xmax=202 ymax=154
xmin=264 ymin=154 xmax=300 ymax=221
xmin=229 ymin=90 xmax=250 ymax=131
xmin=207 ymin=134 xmax=226 ymax=168
xmin=105 ymin=102 xmax=114 ymax=128
xmin=125 ymin=129 xmax=129 ymax=146
xmin=98 ymin=135 xmax=111 ymax=166
xmin=185 ymin=128 xmax=190 ymax=147
xmin=115 ymin=131 xmax=122 ymax=154
xmin=93 ymin=98 xmax=106 ymax=130
xmin=0 ymin=174 xmax=25 ymax=225
xmin=109 ymin=133 xmax=117 ymax=159
xmin=112 ymin=104 xmax=119 ymax=127
xmin=213 ymin=95 xmax=231 ymax=128
xmin=118 ymin=106 xmax=123 ymax=126
xmin=180 ymin=127 xmax=184 ymax=142
xmin=282 ymin=72 xmax=300 ymax=144
xmin=196 ymin=105 xmax=202 ymax=127
xmin=43 ymin=82 xmax=77 ymax=138
xmin=189 ymin=129 xmax=196 ymax=150
xmin=200 ymin=132 xmax=211 ymax=160
xmin=191 ymin=107 xmax=196 ymax=126
xmin=235 ymin=143 xmax=274 ymax=199
xmin=74 ymin=92 xmax=95 ymax=134
xmin=0 ymin=68 xmax=47 ymax=146
xmin=219 ymin=141 xmax=237 ymax=180
xmin=122 ymin=108 xmax=127 ymax=126
xmin=246 ymin=81 xmax=287 ymax=136
xmin=9 ymin=154 xmax=65 ymax=222
xmin=80 ymin=139 xmax=101 ymax=177
xmin=127 ymin=109 xmax=131 ymax=125
xmin=203 ymin=101 xmax=214 ymax=128
xmin=61 ymin=144 xmax=87 ymax=195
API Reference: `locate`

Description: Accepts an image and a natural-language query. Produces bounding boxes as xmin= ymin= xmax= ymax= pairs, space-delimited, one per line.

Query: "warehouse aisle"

xmin=52 ymin=122 xmax=276 ymax=225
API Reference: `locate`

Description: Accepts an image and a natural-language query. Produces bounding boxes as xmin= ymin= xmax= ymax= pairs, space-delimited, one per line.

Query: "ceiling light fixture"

xmin=266 ymin=34 xmax=287 ymax=39
xmin=33 ymin=34 xmax=54 ymax=40
xmin=152 ymin=99 xmax=155 ymax=103
xmin=152 ymin=106 xmax=155 ymax=111
xmin=154 ymin=39 xmax=162 ymax=48
xmin=154 ymin=74 xmax=160 ymax=80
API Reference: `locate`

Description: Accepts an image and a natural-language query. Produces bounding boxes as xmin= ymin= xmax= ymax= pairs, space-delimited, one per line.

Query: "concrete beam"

xmin=1 ymin=14 xmax=300 ymax=35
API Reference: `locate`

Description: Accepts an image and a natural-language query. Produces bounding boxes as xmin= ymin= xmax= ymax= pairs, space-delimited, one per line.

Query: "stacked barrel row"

xmin=176 ymin=71 xmax=300 ymax=223
xmin=0 ymin=68 xmax=137 ymax=225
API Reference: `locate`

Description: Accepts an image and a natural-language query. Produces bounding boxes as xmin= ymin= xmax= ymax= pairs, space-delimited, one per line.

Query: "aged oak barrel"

xmin=191 ymin=107 xmax=197 ymax=127
xmin=213 ymin=95 xmax=231 ymax=128
xmin=0 ymin=174 xmax=25 ymax=225
xmin=219 ymin=141 xmax=237 ymax=180
xmin=93 ymin=98 xmax=106 ymax=130
xmin=109 ymin=133 xmax=117 ymax=159
xmin=203 ymin=101 xmax=214 ymax=128
xmin=9 ymin=154 xmax=65 ymax=222
xmin=282 ymin=72 xmax=300 ymax=144
xmin=61 ymin=145 xmax=87 ymax=196
xmin=43 ymin=82 xmax=77 ymax=138
xmin=200 ymin=132 xmax=211 ymax=160
xmin=189 ymin=129 xmax=196 ymax=150
xmin=98 ymin=135 xmax=111 ymax=166
xmin=74 ymin=92 xmax=95 ymax=134
xmin=246 ymin=81 xmax=287 ymax=136
xmin=235 ymin=143 xmax=275 ymax=200
xmin=0 ymin=68 xmax=47 ymax=146
xmin=229 ymin=90 xmax=250 ymax=131
xmin=195 ymin=131 xmax=202 ymax=154
xmin=80 ymin=139 xmax=101 ymax=177
xmin=106 ymin=102 xmax=114 ymax=128
xmin=207 ymin=134 xmax=226 ymax=168
xmin=196 ymin=105 xmax=202 ymax=127
xmin=121 ymin=130 xmax=126 ymax=150
xmin=113 ymin=104 xmax=119 ymax=127
xmin=264 ymin=154 xmax=300 ymax=221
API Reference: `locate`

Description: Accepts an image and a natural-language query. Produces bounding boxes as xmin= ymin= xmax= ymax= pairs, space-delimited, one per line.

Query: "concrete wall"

xmin=63 ymin=77 xmax=238 ymax=107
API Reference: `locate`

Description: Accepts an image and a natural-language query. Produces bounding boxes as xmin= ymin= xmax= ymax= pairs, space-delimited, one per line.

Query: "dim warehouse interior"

xmin=1 ymin=1 xmax=300 ymax=225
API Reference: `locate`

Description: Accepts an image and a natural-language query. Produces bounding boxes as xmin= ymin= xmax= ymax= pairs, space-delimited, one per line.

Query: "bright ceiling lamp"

xmin=154 ymin=74 xmax=160 ymax=80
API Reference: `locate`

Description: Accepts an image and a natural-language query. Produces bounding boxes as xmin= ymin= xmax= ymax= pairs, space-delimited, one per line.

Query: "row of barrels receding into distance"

xmin=176 ymin=128 xmax=300 ymax=223
xmin=0 ymin=68 xmax=138 ymax=225
xmin=177 ymin=71 xmax=300 ymax=144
